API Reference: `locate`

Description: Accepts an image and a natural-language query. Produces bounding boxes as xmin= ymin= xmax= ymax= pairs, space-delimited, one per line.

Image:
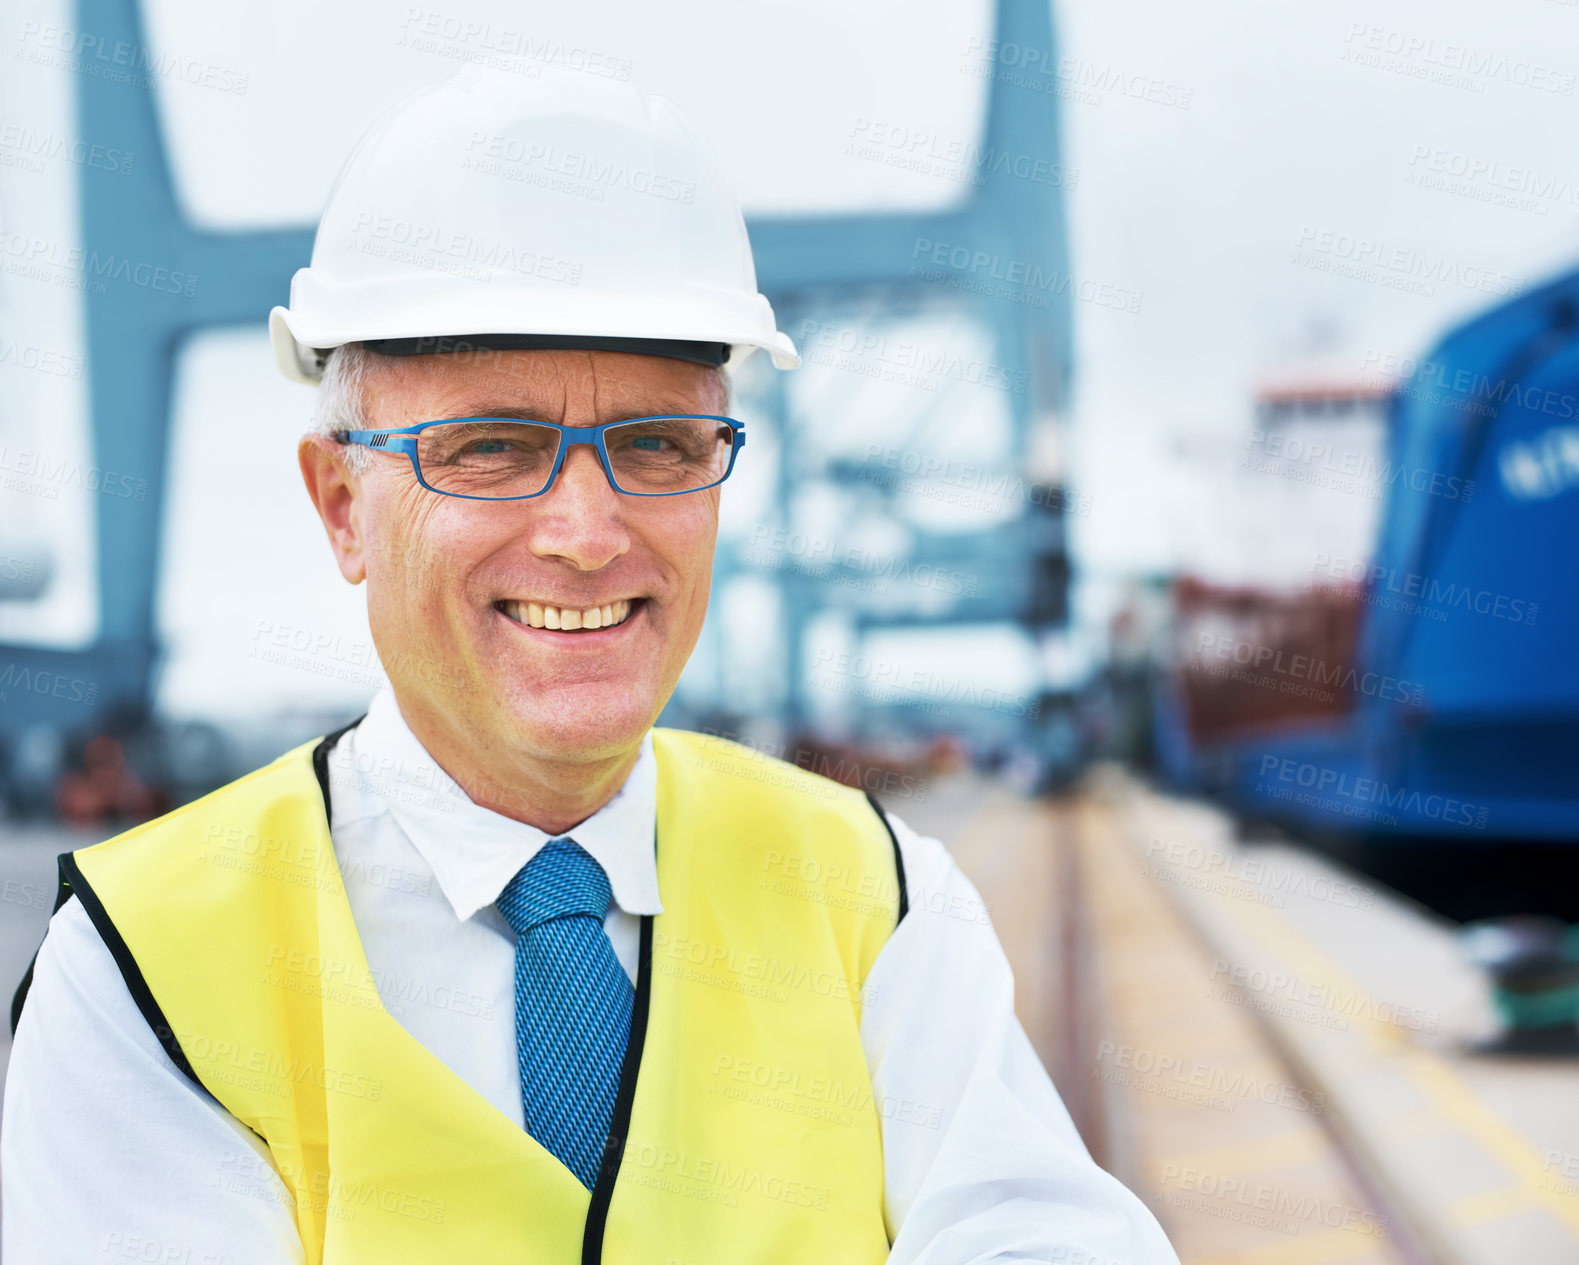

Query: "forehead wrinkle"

xmin=557 ymin=353 xmax=573 ymax=421
xmin=584 ymin=349 xmax=601 ymax=425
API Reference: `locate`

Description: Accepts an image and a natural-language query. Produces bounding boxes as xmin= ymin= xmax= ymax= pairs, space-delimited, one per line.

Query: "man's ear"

xmin=298 ymin=435 xmax=367 ymax=585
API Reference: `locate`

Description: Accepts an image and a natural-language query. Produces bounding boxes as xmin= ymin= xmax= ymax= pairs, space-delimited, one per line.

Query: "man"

xmin=3 ymin=67 xmax=1178 ymax=1264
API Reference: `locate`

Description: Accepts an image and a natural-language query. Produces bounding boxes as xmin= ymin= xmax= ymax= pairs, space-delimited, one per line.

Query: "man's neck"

xmin=392 ymin=694 xmax=642 ymax=837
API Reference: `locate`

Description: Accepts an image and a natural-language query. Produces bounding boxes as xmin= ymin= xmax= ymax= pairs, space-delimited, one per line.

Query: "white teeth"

xmin=505 ymin=598 xmax=633 ymax=632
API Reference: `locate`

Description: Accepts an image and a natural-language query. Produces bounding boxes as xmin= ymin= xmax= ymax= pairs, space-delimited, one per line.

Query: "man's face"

xmin=306 ymin=348 xmax=727 ymax=771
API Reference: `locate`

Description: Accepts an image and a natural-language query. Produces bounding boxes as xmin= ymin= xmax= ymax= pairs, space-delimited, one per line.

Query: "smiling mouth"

xmin=496 ymin=598 xmax=638 ymax=631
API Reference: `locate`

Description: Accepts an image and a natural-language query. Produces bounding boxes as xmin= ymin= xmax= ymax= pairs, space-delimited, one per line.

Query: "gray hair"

xmin=311 ymin=342 xmax=377 ymax=474
xmin=310 ymin=342 xmax=732 ymax=477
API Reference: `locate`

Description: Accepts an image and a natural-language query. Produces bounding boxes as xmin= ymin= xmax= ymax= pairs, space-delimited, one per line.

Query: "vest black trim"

xmin=583 ymin=904 xmax=655 ymax=1264
xmin=58 ymin=849 xmax=204 ymax=1090
xmin=864 ymin=792 xmax=909 ymax=923
xmin=10 ymin=855 xmax=202 ymax=1092
xmin=310 ymin=714 xmax=369 ymax=811
xmin=10 ymin=855 xmax=82 ymax=1035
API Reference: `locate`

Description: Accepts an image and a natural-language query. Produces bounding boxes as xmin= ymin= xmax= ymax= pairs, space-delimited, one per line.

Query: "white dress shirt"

xmin=2 ymin=687 xmax=1178 ymax=1265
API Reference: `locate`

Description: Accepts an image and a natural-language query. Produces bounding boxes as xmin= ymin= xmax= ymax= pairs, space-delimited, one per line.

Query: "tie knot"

xmin=496 ymin=837 xmax=612 ymax=935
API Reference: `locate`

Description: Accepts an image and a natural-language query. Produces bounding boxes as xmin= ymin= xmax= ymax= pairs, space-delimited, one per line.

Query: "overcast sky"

xmin=1056 ymin=0 xmax=1579 ymax=586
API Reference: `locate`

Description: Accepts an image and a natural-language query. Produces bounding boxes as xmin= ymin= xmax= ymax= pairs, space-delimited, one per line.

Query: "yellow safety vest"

xmin=42 ymin=725 xmax=907 ymax=1264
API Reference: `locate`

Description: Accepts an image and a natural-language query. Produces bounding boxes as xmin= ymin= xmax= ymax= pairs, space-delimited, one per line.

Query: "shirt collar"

xmin=328 ymin=687 xmax=662 ymax=924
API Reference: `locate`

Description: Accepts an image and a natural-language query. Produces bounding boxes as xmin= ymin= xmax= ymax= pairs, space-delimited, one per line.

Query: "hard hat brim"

xmin=270 ymin=293 xmax=800 ymax=386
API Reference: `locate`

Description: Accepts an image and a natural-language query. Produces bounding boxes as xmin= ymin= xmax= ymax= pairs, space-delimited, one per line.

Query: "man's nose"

xmin=525 ymin=442 xmax=630 ymax=571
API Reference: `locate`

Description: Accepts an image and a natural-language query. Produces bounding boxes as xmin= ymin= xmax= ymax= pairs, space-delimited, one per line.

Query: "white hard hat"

xmin=270 ymin=65 xmax=799 ymax=384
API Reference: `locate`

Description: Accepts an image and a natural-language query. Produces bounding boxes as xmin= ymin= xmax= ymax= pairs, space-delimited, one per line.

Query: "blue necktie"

xmin=495 ymin=837 xmax=634 ymax=1189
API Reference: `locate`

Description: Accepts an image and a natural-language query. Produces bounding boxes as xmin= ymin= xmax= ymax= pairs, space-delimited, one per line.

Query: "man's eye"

xmin=468 ymin=439 xmax=510 ymax=454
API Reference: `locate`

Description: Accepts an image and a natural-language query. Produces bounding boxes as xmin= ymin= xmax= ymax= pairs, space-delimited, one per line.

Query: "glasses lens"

xmin=604 ymin=417 xmax=735 ymax=494
xmin=415 ymin=421 xmax=561 ymax=498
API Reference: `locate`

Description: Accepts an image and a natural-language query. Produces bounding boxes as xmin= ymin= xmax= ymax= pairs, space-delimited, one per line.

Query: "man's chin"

xmin=498 ymin=689 xmax=658 ymax=761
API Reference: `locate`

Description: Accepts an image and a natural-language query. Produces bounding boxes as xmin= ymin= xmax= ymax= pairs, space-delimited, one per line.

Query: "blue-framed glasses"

xmin=336 ymin=414 xmax=746 ymax=500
